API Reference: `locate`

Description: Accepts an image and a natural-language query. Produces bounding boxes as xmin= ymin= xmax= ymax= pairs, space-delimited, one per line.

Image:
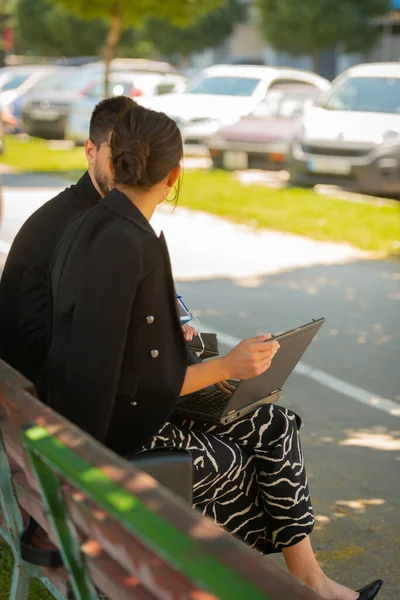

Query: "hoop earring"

xmin=164 ymin=185 xmax=178 ymax=203
xmin=108 ymin=179 xmax=114 ymax=192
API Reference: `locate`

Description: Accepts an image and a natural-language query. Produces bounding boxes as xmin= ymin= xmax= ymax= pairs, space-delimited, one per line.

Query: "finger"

xmin=221 ymin=380 xmax=236 ymax=392
xmin=247 ymin=334 xmax=271 ymax=344
xmin=215 ymin=382 xmax=232 ymax=395
xmin=219 ymin=382 xmax=234 ymax=394
xmin=256 ymin=358 xmax=272 ymax=374
xmin=182 ymin=326 xmax=191 ymax=341
xmin=261 ymin=342 xmax=280 ymax=357
xmin=251 ymin=339 xmax=280 ymax=353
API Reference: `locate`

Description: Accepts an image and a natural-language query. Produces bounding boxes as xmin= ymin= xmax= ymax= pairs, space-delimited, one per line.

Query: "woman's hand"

xmin=215 ymin=380 xmax=236 ymax=395
xmin=223 ymin=334 xmax=280 ymax=380
xmin=181 ymin=335 xmax=280 ymax=397
xmin=182 ymin=323 xmax=197 ymax=341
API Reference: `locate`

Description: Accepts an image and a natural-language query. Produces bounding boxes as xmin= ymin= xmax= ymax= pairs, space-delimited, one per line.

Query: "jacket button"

xmin=146 ymin=315 xmax=155 ymax=324
xmin=150 ymin=349 xmax=159 ymax=359
xmin=130 ymin=401 xmax=138 ymax=406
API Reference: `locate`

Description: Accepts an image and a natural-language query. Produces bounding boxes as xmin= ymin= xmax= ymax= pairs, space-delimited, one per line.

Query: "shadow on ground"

xmin=177 ymin=258 xmax=399 ymax=599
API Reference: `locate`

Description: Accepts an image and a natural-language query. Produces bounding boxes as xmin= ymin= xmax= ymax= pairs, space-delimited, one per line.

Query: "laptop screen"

xmin=224 ymin=319 xmax=324 ymax=413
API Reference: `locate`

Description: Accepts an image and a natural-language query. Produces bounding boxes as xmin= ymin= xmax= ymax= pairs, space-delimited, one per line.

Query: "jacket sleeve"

xmin=18 ymin=264 xmax=49 ymax=367
xmin=60 ymin=228 xmax=143 ymax=442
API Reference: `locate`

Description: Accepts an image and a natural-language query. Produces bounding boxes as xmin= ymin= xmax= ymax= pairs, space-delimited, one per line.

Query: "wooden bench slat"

xmin=0 ymin=360 xmax=323 ymax=600
xmin=14 ymin=471 xmax=205 ymax=599
xmin=14 ymin=481 xmax=159 ymax=600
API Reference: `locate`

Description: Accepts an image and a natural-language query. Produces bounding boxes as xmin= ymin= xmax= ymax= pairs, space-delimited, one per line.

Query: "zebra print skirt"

xmin=143 ymin=404 xmax=315 ymax=554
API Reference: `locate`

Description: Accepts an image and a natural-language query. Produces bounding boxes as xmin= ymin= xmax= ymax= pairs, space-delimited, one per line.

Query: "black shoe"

xmin=357 ymin=580 xmax=383 ymax=600
xmin=20 ymin=518 xmax=63 ymax=568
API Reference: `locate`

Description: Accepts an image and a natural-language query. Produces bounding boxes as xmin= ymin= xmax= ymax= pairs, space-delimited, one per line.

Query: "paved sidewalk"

xmin=152 ymin=204 xmax=367 ymax=283
xmin=1 ymin=186 xmax=367 ymax=281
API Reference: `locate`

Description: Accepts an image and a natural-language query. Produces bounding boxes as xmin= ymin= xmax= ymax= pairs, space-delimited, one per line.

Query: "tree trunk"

xmin=104 ymin=1 xmax=122 ymax=98
xmin=0 ymin=0 xmax=9 ymax=67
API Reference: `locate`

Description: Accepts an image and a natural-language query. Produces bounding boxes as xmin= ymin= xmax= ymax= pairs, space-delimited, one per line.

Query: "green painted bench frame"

xmin=0 ymin=359 xmax=322 ymax=600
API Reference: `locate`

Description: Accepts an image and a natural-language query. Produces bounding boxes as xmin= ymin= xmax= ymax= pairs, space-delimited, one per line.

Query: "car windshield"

xmin=186 ymin=75 xmax=260 ymax=97
xmin=32 ymin=72 xmax=91 ymax=93
xmin=323 ymin=76 xmax=400 ymax=113
xmin=252 ymin=90 xmax=315 ymax=118
xmin=1 ymin=73 xmax=30 ymax=92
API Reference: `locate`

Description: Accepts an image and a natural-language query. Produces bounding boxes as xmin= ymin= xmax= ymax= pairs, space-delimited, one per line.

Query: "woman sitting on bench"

xmin=39 ymin=103 xmax=381 ymax=600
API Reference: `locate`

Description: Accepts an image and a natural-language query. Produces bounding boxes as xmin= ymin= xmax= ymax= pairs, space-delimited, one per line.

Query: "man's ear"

xmin=85 ymin=139 xmax=96 ymax=165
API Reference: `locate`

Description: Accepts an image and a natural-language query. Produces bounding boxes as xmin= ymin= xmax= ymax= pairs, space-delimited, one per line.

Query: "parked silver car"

xmin=207 ymin=84 xmax=327 ymax=171
xmin=287 ymin=63 xmax=400 ymax=196
xmin=20 ymin=68 xmax=96 ymax=139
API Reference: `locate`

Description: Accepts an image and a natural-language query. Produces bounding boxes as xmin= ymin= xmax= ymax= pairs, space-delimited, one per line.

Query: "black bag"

xmin=186 ymin=333 xmax=219 ymax=359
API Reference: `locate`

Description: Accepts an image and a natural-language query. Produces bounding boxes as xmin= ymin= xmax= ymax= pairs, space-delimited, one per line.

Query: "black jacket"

xmin=0 ymin=173 xmax=100 ymax=383
xmin=40 ymin=189 xmax=188 ymax=455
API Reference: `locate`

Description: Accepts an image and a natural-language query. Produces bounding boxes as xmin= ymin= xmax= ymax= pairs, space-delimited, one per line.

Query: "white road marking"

xmin=201 ymin=324 xmax=400 ymax=419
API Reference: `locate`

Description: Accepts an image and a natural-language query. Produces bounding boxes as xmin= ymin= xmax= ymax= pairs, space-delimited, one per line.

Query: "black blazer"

xmin=0 ymin=173 xmax=100 ymax=383
xmin=40 ymin=189 xmax=188 ymax=455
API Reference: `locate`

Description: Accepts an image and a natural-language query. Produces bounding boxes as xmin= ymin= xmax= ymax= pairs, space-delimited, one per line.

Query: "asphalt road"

xmin=0 ymin=180 xmax=399 ymax=599
xmin=177 ymin=260 xmax=400 ymax=599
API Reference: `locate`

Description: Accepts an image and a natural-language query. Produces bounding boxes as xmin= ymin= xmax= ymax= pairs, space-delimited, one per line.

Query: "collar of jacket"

xmin=101 ymin=189 xmax=158 ymax=238
xmin=76 ymin=171 xmax=101 ymax=209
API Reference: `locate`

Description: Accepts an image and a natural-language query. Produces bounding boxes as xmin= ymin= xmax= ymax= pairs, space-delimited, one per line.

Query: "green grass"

xmin=0 ymin=539 xmax=53 ymax=599
xmin=1 ymin=135 xmax=86 ymax=173
xmin=1 ymin=135 xmax=399 ymax=254
xmin=179 ymin=171 xmax=400 ymax=254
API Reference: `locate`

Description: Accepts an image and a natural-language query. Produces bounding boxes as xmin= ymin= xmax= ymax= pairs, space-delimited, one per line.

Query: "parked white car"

xmin=287 ymin=62 xmax=400 ymax=196
xmin=138 ymin=64 xmax=330 ymax=154
xmin=67 ymin=71 xmax=187 ymax=145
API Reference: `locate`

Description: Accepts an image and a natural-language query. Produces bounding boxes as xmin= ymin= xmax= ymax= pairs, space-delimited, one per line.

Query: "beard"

xmin=93 ymin=163 xmax=110 ymax=196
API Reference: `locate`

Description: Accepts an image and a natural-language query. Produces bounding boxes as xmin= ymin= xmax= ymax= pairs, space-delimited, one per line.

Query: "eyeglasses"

xmin=89 ymin=139 xmax=110 ymax=150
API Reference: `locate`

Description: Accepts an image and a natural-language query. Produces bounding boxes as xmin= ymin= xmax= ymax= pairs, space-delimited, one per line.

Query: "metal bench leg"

xmin=23 ymin=428 xmax=98 ymax=600
xmin=0 ymin=431 xmax=34 ymax=599
xmin=9 ymin=563 xmax=31 ymax=600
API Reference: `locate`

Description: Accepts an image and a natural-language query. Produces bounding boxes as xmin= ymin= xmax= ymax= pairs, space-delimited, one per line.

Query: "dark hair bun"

xmin=113 ymin=139 xmax=150 ymax=187
xmin=110 ymin=104 xmax=183 ymax=191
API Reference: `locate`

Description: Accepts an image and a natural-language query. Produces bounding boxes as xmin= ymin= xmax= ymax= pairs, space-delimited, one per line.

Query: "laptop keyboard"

xmin=178 ymin=380 xmax=239 ymax=415
xmin=178 ymin=391 xmax=228 ymax=414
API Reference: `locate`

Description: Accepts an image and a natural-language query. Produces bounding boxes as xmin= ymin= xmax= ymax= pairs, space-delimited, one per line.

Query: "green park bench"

xmin=0 ymin=358 xmax=322 ymax=600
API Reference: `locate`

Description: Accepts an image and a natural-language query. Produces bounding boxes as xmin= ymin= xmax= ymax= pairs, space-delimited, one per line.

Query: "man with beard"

xmin=0 ymin=95 xmax=136 ymax=385
xmin=0 ymin=95 xmax=201 ymax=593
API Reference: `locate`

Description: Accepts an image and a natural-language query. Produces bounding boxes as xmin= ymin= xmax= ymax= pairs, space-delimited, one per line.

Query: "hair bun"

xmin=110 ymin=104 xmax=183 ymax=191
xmin=114 ymin=138 xmax=150 ymax=187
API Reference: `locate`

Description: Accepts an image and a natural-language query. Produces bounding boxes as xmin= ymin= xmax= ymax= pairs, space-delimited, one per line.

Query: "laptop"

xmin=175 ymin=318 xmax=325 ymax=425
